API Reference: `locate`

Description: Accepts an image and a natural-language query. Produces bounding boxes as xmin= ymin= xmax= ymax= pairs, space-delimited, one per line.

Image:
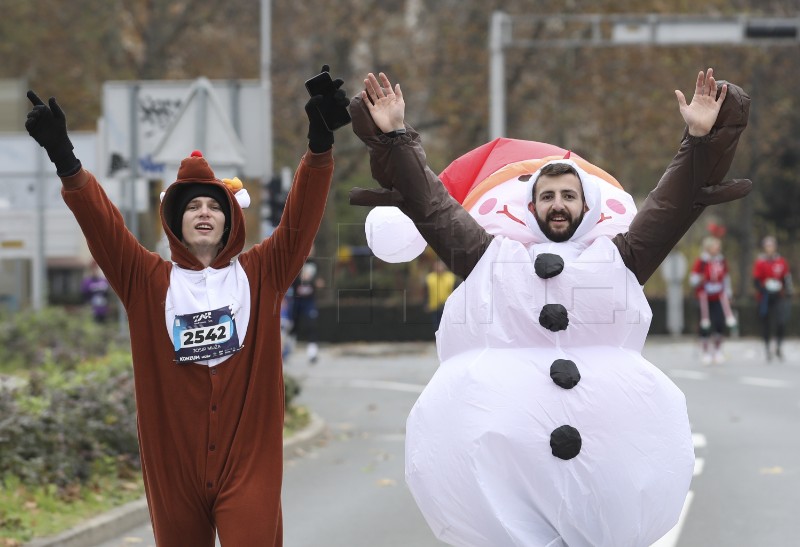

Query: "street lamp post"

xmin=489 ymin=11 xmax=510 ymax=140
xmin=34 ymin=147 xmax=46 ymax=311
xmin=488 ymin=11 xmax=800 ymax=140
xmin=260 ymin=0 xmax=274 ymax=239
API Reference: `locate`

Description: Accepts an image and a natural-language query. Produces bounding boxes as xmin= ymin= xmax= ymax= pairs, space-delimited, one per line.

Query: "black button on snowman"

xmin=535 ymin=252 xmax=583 ymax=461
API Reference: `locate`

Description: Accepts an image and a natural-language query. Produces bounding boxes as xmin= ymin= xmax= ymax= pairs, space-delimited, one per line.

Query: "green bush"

xmin=0 ymin=352 xmax=138 ymax=489
xmin=284 ymin=373 xmax=301 ymax=408
xmin=0 ymin=308 xmax=304 ymax=492
xmin=0 ymin=307 xmax=123 ymax=372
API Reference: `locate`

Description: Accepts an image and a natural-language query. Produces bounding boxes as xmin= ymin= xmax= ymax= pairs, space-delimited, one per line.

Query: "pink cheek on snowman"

xmin=606 ymin=198 xmax=626 ymax=214
xmin=479 ymin=197 xmax=497 ymax=215
xmin=596 ymin=198 xmax=627 ymax=224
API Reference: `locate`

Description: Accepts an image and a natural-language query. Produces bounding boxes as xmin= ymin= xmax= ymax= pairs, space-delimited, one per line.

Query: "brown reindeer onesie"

xmin=61 ymin=149 xmax=333 ymax=546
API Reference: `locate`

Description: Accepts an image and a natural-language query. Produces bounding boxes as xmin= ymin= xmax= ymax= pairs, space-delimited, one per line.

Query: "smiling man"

xmin=350 ymin=68 xmax=752 ymax=547
xmin=528 ymin=162 xmax=587 ymax=242
xmin=25 ymin=64 xmax=349 ymax=547
xmin=171 ymin=183 xmax=230 ymax=267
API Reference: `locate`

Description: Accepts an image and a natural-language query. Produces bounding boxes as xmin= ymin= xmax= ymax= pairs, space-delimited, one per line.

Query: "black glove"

xmin=305 ymin=65 xmax=348 ymax=153
xmin=26 ymin=90 xmax=81 ymax=177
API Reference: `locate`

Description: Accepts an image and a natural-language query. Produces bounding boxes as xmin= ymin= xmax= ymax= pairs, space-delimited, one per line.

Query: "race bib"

xmin=172 ymin=305 xmax=241 ymax=363
xmin=703 ymin=282 xmax=723 ymax=295
xmin=295 ymin=283 xmax=314 ymax=297
xmin=765 ymin=278 xmax=783 ymax=292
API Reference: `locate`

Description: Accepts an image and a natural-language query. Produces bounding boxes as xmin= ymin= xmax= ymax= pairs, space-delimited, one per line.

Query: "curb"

xmin=283 ymin=411 xmax=327 ymax=459
xmin=25 ymin=414 xmax=327 ymax=547
xmin=25 ymin=499 xmax=150 ymax=547
xmin=329 ymin=341 xmax=434 ymax=358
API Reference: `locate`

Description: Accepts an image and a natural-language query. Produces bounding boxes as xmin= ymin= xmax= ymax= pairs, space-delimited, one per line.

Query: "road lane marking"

xmin=651 ymin=432 xmax=705 ymax=547
xmin=669 ymin=369 xmax=710 ymax=380
xmin=650 ymin=491 xmax=695 ymax=547
xmin=694 ymin=458 xmax=705 ymax=476
xmin=739 ymin=377 xmax=791 ymax=388
xmin=692 ymin=433 xmax=707 ymax=448
xmin=326 ymin=378 xmax=428 ymax=393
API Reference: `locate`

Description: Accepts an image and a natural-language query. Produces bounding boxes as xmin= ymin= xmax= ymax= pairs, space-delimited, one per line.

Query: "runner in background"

xmin=689 ymin=236 xmax=736 ymax=364
xmin=753 ymin=235 xmax=793 ymax=361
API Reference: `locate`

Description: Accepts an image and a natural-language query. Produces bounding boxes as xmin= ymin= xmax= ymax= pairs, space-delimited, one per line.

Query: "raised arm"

xmin=350 ymin=72 xmax=492 ymax=279
xmin=614 ymin=69 xmax=751 ymax=284
xmin=246 ymin=66 xmax=344 ymax=293
xmin=25 ymin=90 xmax=160 ymax=306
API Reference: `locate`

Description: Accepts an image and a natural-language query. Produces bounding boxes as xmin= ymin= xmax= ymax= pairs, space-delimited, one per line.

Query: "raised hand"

xmin=674 ymin=68 xmax=728 ymax=137
xmin=26 ymin=91 xmax=72 ymax=152
xmin=25 ymin=90 xmax=80 ymax=176
xmin=305 ymin=65 xmax=349 ymax=152
xmin=362 ymin=72 xmax=405 ymax=134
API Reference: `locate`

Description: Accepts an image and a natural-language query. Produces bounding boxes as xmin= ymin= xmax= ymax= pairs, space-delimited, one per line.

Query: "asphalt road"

xmin=642 ymin=338 xmax=800 ymax=547
xmin=98 ymin=336 xmax=799 ymax=547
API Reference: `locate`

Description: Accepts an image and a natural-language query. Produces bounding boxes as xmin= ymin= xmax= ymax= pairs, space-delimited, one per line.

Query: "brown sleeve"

xmin=349 ymin=95 xmax=493 ymax=279
xmin=613 ymin=82 xmax=751 ymax=285
xmin=60 ymin=168 xmax=90 ymax=190
xmin=243 ymin=149 xmax=333 ymax=294
xmin=61 ymin=170 xmax=164 ymax=307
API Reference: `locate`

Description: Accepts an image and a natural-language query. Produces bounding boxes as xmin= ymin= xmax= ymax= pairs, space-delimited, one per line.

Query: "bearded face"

xmin=534 ymin=205 xmax=586 ymax=242
xmin=527 ymin=173 xmax=586 ymax=242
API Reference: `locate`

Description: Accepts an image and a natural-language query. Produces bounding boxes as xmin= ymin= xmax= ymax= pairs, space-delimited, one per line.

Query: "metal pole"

xmin=489 ymin=11 xmax=509 ymax=140
xmin=197 ymin=84 xmax=208 ymax=152
xmin=230 ymin=80 xmax=242 ymax=177
xmin=129 ymin=84 xmax=140 ymax=240
xmin=33 ymin=149 xmax=46 ymax=310
xmin=120 ymin=85 xmax=141 ymax=332
xmin=260 ymin=0 xmax=274 ymax=238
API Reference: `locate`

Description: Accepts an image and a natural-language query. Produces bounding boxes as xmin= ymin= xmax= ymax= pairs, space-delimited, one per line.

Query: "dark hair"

xmin=531 ymin=163 xmax=582 ymax=202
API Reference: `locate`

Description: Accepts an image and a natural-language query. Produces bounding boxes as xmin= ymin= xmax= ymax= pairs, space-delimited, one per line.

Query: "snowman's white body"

xmin=403 ymin=162 xmax=695 ymax=547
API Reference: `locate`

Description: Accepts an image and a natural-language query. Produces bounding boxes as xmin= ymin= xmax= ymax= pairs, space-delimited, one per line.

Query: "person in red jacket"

xmin=753 ymin=236 xmax=793 ymax=361
xmin=25 ymin=66 xmax=348 ymax=547
xmin=689 ymin=236 xmax=736 ymax=364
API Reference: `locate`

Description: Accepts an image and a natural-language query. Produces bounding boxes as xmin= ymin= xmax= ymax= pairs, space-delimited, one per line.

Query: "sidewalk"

xmin=24 ymin=414 xmax=327 ymax=547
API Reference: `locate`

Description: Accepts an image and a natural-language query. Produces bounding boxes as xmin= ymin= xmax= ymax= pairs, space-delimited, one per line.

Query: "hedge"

xmin=0 ymin=309 xmax=302 ymax=491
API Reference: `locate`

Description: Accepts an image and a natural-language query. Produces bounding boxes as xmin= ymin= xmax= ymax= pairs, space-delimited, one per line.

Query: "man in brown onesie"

xmin=25 ymin=67 xmax=348 ymax=546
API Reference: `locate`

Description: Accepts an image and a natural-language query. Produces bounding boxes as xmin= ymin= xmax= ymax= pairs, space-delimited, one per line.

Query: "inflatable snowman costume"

xmin=349 ymin=80 xmax=751 ymax=547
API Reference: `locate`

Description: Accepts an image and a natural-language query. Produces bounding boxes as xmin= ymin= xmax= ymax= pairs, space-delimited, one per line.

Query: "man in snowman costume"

xmin=350 ymin=69 xmax=750 ymax=547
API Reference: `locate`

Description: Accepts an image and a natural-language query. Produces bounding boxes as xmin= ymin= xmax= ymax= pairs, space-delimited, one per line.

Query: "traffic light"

xmin=268 ymin=175 xmax=287 ymax=226
xmin=745 ymin=19 xmax=798 ymax=39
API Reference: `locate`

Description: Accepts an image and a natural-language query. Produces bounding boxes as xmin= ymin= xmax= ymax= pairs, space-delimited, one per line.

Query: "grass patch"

xmin=284 ymin=404 xmax=312 ymax=437
xmin=0 ymin=470 xmax=144 ymax=545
